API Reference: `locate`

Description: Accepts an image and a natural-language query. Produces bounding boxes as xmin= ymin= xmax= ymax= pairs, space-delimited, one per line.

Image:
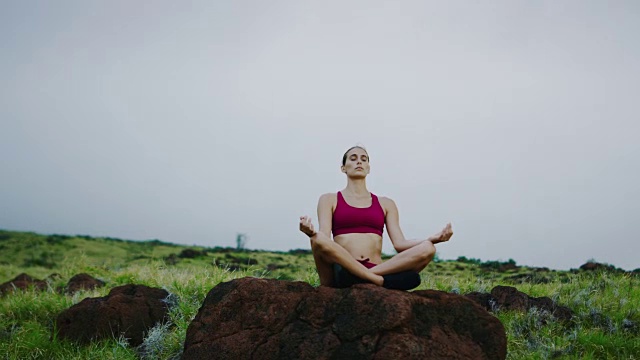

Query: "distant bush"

xmin=46 ymin=235 xmax=71 ymax=244
xmin=164 ymin=254 xmax=179 ymax=265
xmin=207 ymin=246 xmax=236 ymax=253
xmin=224 ymin=254 xmax=258 ymax=265
xmin=480 ymin=259 xmax=518 ymax=271
xmin=456 ymin=256 xmax=482 ymax=264
xmin=288 ymin=249 xmax=311 ymax=255
xmin=22 ymin=250 xmax=59 ymax=269
xmin=144 ymin=239 xmax=175 ymax=247
xmin=179 ymin=249 xmax=207 ymax=259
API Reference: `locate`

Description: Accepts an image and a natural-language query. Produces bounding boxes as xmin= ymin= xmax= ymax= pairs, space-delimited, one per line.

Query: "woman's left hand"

xmin=431 ymin=222 xmax=453 ymax=244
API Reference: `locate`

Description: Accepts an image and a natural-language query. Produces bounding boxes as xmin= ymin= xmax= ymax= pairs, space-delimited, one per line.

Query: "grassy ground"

xmin=1 ymin=230 xmax=638 ymax=359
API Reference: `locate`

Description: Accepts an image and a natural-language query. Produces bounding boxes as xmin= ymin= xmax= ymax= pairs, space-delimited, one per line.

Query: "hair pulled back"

xmin=342 ymin=146 xmax=369 ymax=166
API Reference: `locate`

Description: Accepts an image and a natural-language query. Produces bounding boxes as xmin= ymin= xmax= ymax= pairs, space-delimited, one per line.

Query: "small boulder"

xmin=465 ymin=286 xmax=573 ymax=322
xmin=0 ymin=273 xmax=48 ymax=296
xmin=183 ymin=277 xmax=507 ymax=360
xmin=55 ymin=284 xmax=171 ymax=346
xmin=579 ymin=261 xmax=619 ymax=272
xmin=490 ymin=286 xmax=530 ymax=312
xmin=64 ymin=273 xmax=105 ymax=294
xmin=465 ymin=292 xmax=497 ymax=312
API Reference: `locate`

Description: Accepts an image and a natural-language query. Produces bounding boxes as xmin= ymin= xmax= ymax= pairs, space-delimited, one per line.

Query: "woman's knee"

xmin=418 ymin=241 xmax=436 ymax=262
xmin=310 ymin=233 xmax=333 ymax=255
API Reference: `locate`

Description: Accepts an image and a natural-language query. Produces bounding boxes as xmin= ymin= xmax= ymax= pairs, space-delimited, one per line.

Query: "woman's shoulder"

xmin=318 ymin=192 xmax=338 ymax=205
xmin=376 ymin=195 xmax=397 ymax=208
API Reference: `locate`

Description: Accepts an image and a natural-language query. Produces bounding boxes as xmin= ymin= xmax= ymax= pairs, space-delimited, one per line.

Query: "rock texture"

xmin=55 ymin=284 xmax=170 ymax=346
xmin=183 ymin=277 xmax=506 ymax=360
xmin=0 ymin=273 xmax=48 ymax=296
xmin=466 ymin=285 xmax=573 ymax=322
xmin=579 ymin=261 xmax=620 ymax=272
xmin=64 ymin=273 xmax=105 ymax=294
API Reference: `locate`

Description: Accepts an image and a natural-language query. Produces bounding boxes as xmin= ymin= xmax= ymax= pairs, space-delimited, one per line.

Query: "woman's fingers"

xmin=299 ymin=216 xmax=314 ymax=230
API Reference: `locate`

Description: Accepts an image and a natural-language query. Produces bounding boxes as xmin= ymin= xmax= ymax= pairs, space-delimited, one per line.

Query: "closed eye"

xmin=350 ymin=154 xmax=368 ymax=161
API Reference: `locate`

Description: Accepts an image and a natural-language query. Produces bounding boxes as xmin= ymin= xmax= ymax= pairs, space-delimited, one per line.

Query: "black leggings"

xmin=332 ymin=263 xmax=421 ymax=290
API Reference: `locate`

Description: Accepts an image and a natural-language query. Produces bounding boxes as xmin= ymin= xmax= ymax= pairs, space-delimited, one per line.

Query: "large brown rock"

xmin=55 ymin=284 xmax=170 ymax=346
xmin=64 ymin=273 xmax=105 ymax=294
xmin=183 ymin=277 xmax=506 ymax=360
xmin=0 ymin=273 xmax=48 ymax=296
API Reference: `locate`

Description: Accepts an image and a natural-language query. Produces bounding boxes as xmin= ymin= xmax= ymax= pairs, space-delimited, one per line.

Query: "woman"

xmin=299 ymin=145 xmax=453 ymax=290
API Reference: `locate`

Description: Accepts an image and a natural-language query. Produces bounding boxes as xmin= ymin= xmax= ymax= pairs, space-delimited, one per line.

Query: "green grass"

xmin=1 ymin=229 xmax=638 ymax=359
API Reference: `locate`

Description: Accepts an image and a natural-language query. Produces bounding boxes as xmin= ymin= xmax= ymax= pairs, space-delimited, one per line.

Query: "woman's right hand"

xmin=299 ymin=216 xmax=317 ymax=238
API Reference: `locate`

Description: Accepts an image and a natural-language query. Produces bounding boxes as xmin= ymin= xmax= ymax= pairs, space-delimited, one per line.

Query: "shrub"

xmin=456 ymin=256 xmax=481 ymax=264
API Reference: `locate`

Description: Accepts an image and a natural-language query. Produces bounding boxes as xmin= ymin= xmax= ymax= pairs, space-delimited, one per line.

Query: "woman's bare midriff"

xmin=334 ymin=233 xmax=383 ymax=264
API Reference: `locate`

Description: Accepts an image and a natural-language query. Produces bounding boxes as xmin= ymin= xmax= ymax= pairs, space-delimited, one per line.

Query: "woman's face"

xmin=341 ymin=147 xmax=370 ymax=178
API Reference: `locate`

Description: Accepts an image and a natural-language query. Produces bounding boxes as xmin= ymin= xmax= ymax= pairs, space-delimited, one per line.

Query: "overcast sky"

xmin=1 ymin=1 xmax=639 ymax=270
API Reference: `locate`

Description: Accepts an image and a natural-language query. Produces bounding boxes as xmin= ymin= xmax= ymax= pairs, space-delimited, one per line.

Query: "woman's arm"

xmin=299 ymin=193 xmax=335 ymax=239
xmin=382 ymin=197 xmax=453 ymax=252
xmin=383 ymin=197 xmax=419 ymax=252
xmin=316 ymin=193 xmax=335 ymax=238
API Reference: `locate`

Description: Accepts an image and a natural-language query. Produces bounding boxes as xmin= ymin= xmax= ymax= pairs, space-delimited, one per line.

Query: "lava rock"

xmin=55 ymin=284 xmax=171 ymax=346
xmin=0 ymin=273 xmax=48 ymax=296
xmin=183 ymin=277 xmax=506 ymax=360
xmin=64 ymin=273 xmax=105 ymax=294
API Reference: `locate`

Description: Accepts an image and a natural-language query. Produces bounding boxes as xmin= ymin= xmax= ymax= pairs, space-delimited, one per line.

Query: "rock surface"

xmin=64 ymin=273 xmax=105 ymax=294
xmin=579 ymin=261 xmax=621 ymax=273
xmin=0 ymin=273 xmax=48 ymax=296
xmin=183 ymin=277 xmax=506 ymax=360
xmin=466 ymin=285 xmax=573 ymax=322
xmin=578 ymin=261 xmax=640 ymax=276
xmin=55 ymin=284 xmax=170 ymax=346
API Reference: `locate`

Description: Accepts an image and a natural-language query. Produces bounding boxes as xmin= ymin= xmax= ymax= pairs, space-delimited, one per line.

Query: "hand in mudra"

xmin=431 ymin=222 xmax=453 ymax=244
xmin=299 ymin=216 xmax=317 ymax=238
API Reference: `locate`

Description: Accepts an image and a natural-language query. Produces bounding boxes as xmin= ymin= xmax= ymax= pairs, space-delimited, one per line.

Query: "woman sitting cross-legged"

xmin=299 ymin=145 xmax=453 ymax=290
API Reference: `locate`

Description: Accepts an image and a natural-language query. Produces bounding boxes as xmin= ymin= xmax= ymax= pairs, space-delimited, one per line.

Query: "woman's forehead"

xmin=347 ymin=148 xmax=368 ymax=157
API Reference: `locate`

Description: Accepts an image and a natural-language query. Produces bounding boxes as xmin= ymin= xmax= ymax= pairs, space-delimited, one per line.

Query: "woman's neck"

xmin=343 ymin=179 xmax=369 ymax=197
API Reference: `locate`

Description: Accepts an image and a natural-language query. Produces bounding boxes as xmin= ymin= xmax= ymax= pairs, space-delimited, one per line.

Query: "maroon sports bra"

xmin=332 ymin=191 xmax=385 ymax=236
